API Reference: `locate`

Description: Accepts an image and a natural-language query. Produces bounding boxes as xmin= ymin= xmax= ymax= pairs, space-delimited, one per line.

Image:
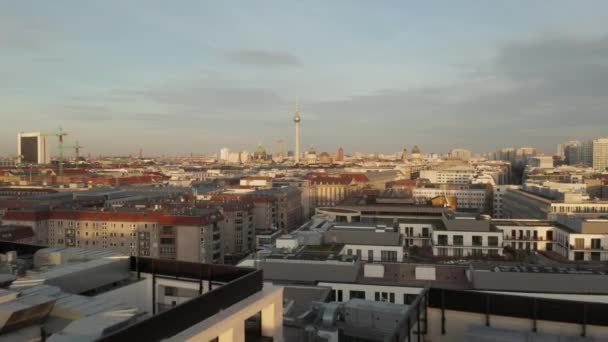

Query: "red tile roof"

xmin=3 ymin=209 xmax=222 ymax=226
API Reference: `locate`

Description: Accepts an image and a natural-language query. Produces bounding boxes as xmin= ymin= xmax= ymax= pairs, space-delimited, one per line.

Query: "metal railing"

xmin=97 ymin=257 xmax=263 ymax=342
xmin=427 ymin=288 xmax=608 ymax=336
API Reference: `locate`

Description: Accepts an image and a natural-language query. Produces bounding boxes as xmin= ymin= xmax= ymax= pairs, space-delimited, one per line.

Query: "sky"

xmin=2 ymin=1 xmax=608 ymax=157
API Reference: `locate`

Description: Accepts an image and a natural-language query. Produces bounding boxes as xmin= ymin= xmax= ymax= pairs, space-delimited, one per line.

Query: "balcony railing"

xmin=434 ymin=244 xmax=502 ymax=249
xmin=98 ymin=257 xmax=263 ymax=341
xmin=504 ymin=236 xmax=549 ymax=241
xmin=569 ymin=245 xmax=605 ymax=251
xmin=404 ymin=233 xmax=431 ymax=239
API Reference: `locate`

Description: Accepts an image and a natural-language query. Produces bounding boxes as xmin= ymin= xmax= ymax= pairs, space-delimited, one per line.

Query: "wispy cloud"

xmin=225 ymin=49 xmax=302 ymax=67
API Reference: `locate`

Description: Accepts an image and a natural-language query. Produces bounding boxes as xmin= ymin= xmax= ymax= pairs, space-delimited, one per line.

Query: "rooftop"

xmin=0 ymin=242 xmax=263 ymax=341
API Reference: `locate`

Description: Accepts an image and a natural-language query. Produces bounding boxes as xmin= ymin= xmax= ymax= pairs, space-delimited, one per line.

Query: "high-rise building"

xmin=337 ymin=147 xmax=344 ymax=161
xmin=581 ymin=140 xmax=594 ymax=166
xmin=593 ymin=138 xmax=608 ymax=172
xmin=556 ymin=143 xmax=565 ymax=158
xmin=293 ymin=100 xmax=301 ymax=164
xmin=562 ymin=140 xmax=581 ymax=165
xmin=17 ymin=132 xmax=50 ymax=164
xmin=219 ymin=147 xmax=230 ymax=161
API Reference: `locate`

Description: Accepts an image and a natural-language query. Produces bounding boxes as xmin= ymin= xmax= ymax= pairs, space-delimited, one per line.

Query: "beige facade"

xmin=3 ymin=209 xmax=224 ymax=263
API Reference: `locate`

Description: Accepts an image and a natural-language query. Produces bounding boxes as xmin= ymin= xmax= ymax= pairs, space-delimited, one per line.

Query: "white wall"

xmin=340 ymin=244 xmax=403 ymax=262
xmin=317 ymin=282 xmax=422 ymax=304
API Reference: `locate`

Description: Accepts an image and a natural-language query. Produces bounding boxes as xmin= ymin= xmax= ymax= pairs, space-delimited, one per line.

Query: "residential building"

xmin=593 ymin=137 xmax=608 ymax=172
xmin=527 ymin=156 xmax=554 ymax=169
xmin=413 ymin=183 xmax=491 ymax=213
xmin=2 ymin=208 xmax=225 ymax=263
xmin=492 ymin=185 xmax=519 ymax=218
xmin=432 ymin=211 xmax=503 ymax=258
xmin=502 ymin=184 xmax=608 ymax=219
xmin=419 ymin=167 xmax=476 ymax=184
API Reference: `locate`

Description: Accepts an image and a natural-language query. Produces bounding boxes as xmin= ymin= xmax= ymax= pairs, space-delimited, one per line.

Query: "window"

xmin=349 ymin=290 xmax=366 ymax=300
xmin=437 ymin=234 xmax=448 ymax=246
xmin=422 ymin=227 xmax=429 ymax=237
xmin=472 ymin=236 xmax=482 ymax=246
xmin=591 ymin=239 xmax=601 ymax=249
xmin=575 ymin=238 xmax=585 ymax=249
xmin=381 ymin=250 xmax=397 ymax=262
xmin=453 ymin=235 xmax=463 ymax=246
xmin=368 ymin=250 xmax=374 ymax=262
xmin=453 ymin=248 xmax=463 ymax=257
xmin=403 ymin=294 xmax=415 ymax=304
xmin=488 ymin=236 xmax=498 ymax=247
xmin=347 ymin=249 xmax=353 ymax=256
xmin=389 ymin=293 xmax=395 ymax=303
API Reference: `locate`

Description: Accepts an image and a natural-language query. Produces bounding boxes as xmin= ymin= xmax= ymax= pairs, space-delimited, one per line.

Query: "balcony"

xmin=405 ymin=233 xmax=432 ymax=239
xmin=569 ymin=245 xmax=605 ymax=251
xmin=434 ymin=244 xmax=502 ymax=249
xmin=504 ymin=236 xmax=549 ymax=241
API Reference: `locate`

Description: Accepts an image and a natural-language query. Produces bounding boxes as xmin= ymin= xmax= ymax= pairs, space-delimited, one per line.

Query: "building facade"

xmin=593 ymin=138 xmax=608 ymax=172
xmin=2 ymin=209 xmax=225 ymax=263
xmin=17 ymin=132 xmax=50 ymax=164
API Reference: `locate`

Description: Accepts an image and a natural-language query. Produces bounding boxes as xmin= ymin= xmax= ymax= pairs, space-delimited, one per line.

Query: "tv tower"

xmin=293 ymin=98 xmax=301 ymax=164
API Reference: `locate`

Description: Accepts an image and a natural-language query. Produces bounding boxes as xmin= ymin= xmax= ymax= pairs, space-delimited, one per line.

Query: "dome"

xmin=411 ymin=145 xmax=421 ymax=154
xmin=319 ymin=152 xmax=332 ymax=164
xmin=256 ymin=144 xmax=266 ymax=153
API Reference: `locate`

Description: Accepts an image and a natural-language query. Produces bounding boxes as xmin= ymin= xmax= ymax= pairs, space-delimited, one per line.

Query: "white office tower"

xmin=593 ymin=138 xmax=608 ymax=172
xmin=220 ymin=147 xmax=230 ymax=161
xmin=17 ymin=132 xmax=50 ymax=164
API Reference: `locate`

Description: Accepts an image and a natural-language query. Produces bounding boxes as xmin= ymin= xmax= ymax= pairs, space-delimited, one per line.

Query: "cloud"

xmin=305 ymin=34 xmax=608 ymax=152
xmin=225 ymin=49 xmax=302 ymax=67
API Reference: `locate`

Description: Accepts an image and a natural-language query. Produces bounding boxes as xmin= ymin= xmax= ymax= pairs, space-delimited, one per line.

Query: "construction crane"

xmin=70 ymin=141 xmax=85 ymax=160
xmin=43 ymin=127 xmax=68 ymax=184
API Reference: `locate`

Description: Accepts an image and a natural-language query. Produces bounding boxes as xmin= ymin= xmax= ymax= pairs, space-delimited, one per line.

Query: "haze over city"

xmin=2 ymin=1 xmax=608 ymax=155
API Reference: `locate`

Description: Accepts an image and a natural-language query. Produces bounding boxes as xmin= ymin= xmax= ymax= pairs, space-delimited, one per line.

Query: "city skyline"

xmin=2 ymin=1 xmax=608 ymax=155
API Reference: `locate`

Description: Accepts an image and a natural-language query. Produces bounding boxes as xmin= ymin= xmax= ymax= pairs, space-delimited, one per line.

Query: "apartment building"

xmin=202 ymin=200 xmax=255 ymax=257
xmin=502 ymin=186 xmax=608 ymax=219
xmin=413 ymin=183 xmax=491 ymax=213
xmin=419 ymin=167 xmax=476 ymax=184
xmin=2 ymin=208 xmax=224 ymax=263
xmin=324 ymin=224 xmax=404 ymax=262
xmin=593 ymin=137 xmax=608 ymax=172
xmin=209 ymin=186 xmax=302 ymax=231
xmin=492 ymin=185 xmax=519 ymax=218
xmin=398 ymin=221 xmax=434 ymax=248
xmin=432 ymin=212 xmax=503 ymax=258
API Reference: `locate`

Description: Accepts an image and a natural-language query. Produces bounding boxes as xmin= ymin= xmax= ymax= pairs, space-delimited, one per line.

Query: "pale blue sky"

xmin=2 ymin=1 xmax=608 ymax=156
